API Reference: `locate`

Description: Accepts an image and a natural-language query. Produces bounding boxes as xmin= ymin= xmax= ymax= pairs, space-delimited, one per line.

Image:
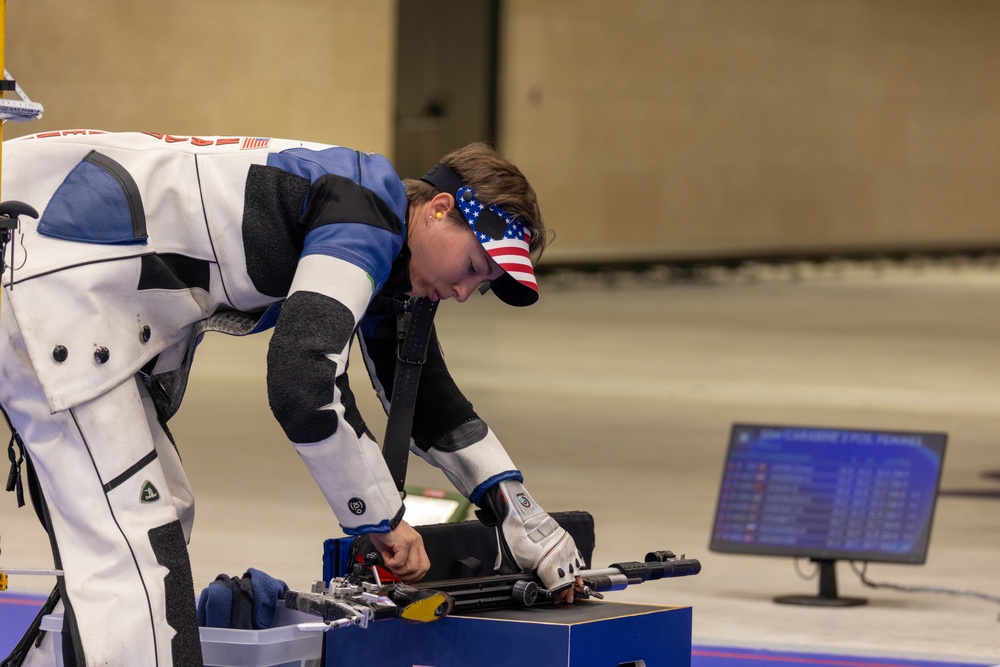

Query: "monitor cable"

xmin=793 ymin=557 xmax=819 ymax=581
xmin=849 ymin=561 xmax=1000 ymax=621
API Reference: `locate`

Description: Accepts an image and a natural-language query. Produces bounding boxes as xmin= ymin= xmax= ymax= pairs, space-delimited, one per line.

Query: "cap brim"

xmin=489 ymin=272 xmax=539 ymax=307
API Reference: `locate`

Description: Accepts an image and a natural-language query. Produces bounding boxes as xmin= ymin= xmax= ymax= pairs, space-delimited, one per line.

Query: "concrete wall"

xmin=3 ymin=1 xmax=397 ymax=153
xmin=4 ymin=1 xmax=998 ymax=259
xmin=499 ymin=0 xmax=1000 ymax=260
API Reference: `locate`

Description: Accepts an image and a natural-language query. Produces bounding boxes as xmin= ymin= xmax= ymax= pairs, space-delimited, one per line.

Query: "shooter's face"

xmin=407 ymin=210 xmax=503 ymax=303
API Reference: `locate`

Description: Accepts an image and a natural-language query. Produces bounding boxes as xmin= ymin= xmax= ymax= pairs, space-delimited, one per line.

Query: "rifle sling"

xmin=382 ymin=296 xmax=439 ymax=493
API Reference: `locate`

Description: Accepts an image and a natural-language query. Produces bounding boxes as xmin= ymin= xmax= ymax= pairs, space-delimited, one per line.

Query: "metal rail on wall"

xmin=535 ymin=245 xmax=1000 ymax=287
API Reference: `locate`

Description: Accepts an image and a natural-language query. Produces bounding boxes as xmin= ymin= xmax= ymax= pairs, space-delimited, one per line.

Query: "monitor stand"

xmin=774 ymin=559 xmax=867 ymax=607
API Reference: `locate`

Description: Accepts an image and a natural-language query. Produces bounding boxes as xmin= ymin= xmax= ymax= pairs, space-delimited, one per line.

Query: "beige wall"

xmin=499 ymin=0 xmax=1000 ymax=260
xmin=4 ymin=2 xmax=999 ymax=260
xmin=4 ymin=1 xmax=397 ymax=154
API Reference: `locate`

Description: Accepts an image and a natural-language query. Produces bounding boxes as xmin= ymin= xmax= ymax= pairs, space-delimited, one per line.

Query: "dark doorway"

xmin=393 ymin=0 xmax=499 ymax=180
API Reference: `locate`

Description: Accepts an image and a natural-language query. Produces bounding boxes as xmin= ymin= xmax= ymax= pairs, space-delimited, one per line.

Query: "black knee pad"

xmin=148 ymin=521 xmax=203 ymax=666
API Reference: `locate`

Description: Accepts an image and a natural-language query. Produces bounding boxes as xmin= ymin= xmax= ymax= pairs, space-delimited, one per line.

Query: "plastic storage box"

xmin=37 ymin=604 xmax=322 ymax=667
xmin=199 ymin=606 xmax=322 ymax=667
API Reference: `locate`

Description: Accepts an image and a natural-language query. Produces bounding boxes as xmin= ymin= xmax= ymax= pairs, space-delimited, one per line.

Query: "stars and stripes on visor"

xmin=419 ymin=164 xmax=539 ymax=306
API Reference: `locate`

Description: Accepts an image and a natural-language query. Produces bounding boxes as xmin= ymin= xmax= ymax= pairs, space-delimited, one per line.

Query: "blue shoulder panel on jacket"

xmin=301 ymin=222 xmax=402 ymax=293
xmin=38 ymin=151 xmax=148 ymax=245
xmin=267 ymin=147 xmax=408 ymax=230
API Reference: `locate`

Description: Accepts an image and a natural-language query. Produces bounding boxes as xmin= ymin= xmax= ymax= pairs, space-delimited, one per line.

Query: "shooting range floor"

xmin=2 ymin=260 xmax=1000 ymax=664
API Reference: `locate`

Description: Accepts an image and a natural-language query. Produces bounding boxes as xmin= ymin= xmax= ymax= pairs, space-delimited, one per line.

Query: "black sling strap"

xmin=382 ymin=296 xmax=439 ymax=493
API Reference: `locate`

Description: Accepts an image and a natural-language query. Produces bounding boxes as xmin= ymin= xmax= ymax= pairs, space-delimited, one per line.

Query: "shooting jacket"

xmin=0 ymin=130 xmax=518 ymax=535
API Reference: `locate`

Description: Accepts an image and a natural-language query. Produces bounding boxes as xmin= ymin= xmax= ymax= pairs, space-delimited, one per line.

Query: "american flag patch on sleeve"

xmin=241 ymin=137 xmax=271 ymax=150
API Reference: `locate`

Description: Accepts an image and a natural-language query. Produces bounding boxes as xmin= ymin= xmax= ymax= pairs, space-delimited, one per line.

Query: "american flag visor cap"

xmin=420 ymin=164 xmax=539 ymax=306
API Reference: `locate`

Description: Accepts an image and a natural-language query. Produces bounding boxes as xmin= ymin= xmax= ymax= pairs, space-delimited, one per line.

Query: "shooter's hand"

xmin=369 ymin=520 xmax=430 ymax=584
xmin=477 ymin=479 xmax=587 ymax=603
xmin=552 ymin=576 xmax=585 ymax=605
xmin=534 ymin=530 xmax=586 ymax=603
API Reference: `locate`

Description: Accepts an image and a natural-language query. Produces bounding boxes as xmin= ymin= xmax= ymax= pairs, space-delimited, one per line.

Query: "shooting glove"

xmin=477 ymin=479 xmax=585 ymax=594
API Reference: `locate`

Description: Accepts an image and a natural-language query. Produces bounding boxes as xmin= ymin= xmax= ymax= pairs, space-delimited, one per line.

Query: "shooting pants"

xmin=0 ymin=290 xmax=203 ymax=666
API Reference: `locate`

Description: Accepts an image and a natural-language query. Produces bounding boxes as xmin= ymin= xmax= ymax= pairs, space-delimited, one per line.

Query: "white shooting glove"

xmin=476 ymin=478 xmax=586 ymax=594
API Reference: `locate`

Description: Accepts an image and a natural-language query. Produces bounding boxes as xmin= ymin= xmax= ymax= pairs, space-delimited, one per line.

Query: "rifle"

xmin=285 ymin=550 xmax=700 ymax=630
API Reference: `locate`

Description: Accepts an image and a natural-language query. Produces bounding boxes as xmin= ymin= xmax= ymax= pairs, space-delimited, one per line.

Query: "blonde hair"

xmin=404 ymin=142 xmax=549 ymax=259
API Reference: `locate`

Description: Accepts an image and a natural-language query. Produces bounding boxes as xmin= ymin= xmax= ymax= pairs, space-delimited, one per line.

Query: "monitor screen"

xmin=710 ymin=424 xmax=947 ymax=564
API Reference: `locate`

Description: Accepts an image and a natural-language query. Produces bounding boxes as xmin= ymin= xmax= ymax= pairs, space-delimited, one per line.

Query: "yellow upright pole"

xmin=1 ymin=0 xmax=6 ymax=200
xmin=0 ymin=0 xmax=5 ymax=325
xmin=0 ymin=4 xmax=6 ymax=583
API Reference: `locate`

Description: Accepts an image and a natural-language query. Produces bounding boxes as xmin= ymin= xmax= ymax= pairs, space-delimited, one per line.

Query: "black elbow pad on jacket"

xmin=267 ymin=291 xmax=358 ymax=443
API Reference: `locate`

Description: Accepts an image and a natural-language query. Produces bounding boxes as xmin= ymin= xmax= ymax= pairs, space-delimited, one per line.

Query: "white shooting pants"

xmin=1 ymin=290 xmax=202 ymax=666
